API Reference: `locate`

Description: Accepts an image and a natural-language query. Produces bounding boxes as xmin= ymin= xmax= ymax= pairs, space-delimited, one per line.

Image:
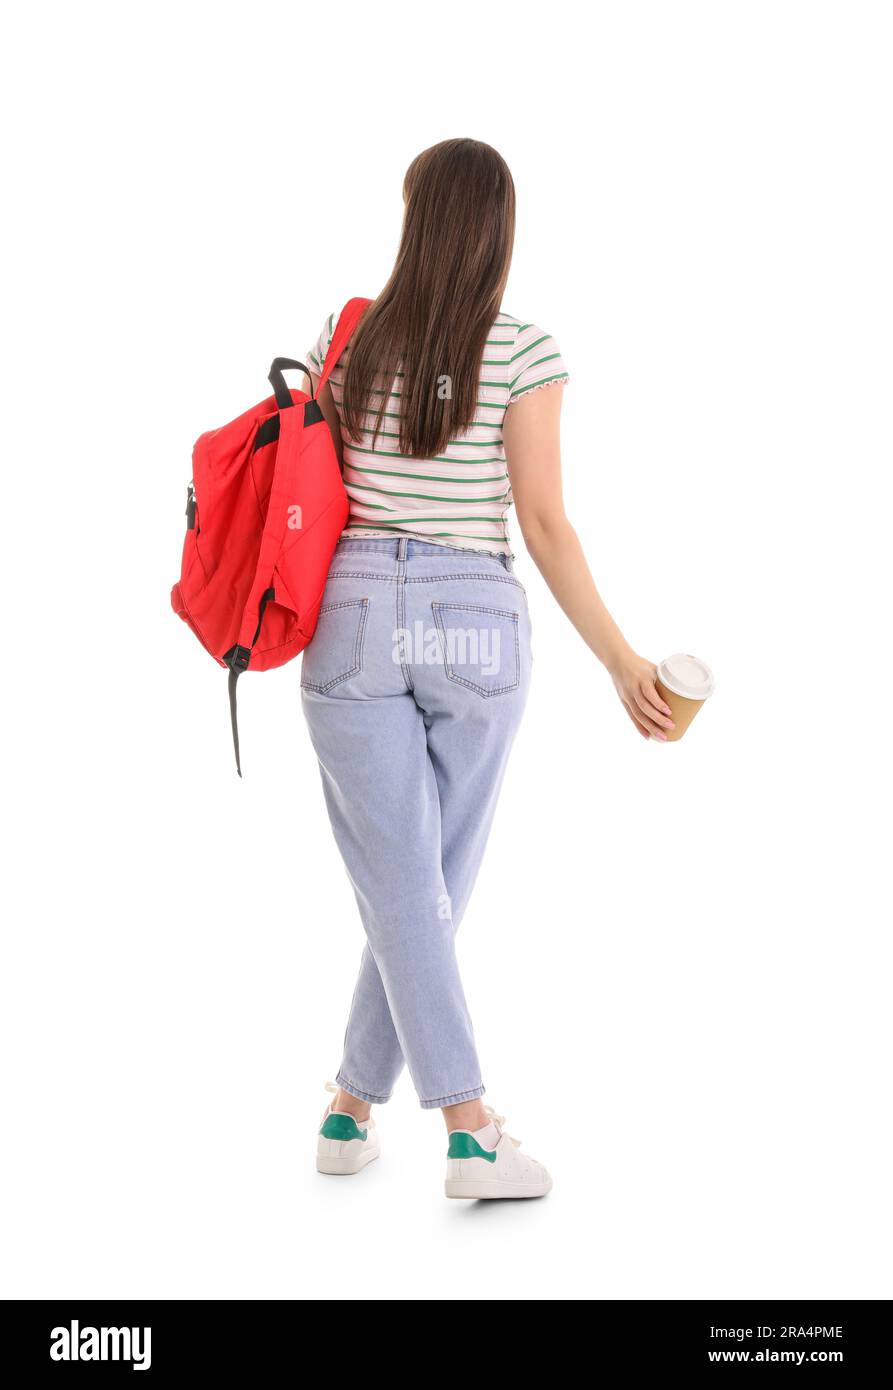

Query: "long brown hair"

xmin=341 ymin=139 xmax=515 ymax=459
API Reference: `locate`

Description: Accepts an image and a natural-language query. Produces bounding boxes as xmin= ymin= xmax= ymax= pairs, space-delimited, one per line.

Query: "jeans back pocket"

xmin=301 ymin=598 xmax=369 ymax=693
xmin=431 ymin=602 xmax=520 ymax=698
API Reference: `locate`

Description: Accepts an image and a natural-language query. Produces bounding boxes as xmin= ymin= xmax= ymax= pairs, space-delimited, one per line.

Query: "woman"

xmin=302 ymin=139 xmax=674 ymax=1200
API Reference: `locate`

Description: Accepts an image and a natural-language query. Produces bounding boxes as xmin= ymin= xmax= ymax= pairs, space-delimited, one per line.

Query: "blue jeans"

xmin=301 ymin=538 xmax=532 ymax=1108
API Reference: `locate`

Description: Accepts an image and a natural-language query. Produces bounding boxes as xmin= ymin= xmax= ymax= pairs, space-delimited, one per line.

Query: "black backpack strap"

xmin=223 ymin=588 xmax=275 ymax=777
xmin=268 ymin=358 xmax=315 ymax=406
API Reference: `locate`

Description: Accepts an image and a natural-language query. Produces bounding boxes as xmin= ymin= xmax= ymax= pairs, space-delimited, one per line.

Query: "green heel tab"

xmin=320 ymin=1112 xmax=368 ymax=1142
xmin=447 ymin=1131 xmax=497 ymax=1163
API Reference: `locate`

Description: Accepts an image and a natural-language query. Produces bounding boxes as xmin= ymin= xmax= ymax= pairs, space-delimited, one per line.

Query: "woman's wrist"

xmin=601 ymin=637 xmax=636 ymax=678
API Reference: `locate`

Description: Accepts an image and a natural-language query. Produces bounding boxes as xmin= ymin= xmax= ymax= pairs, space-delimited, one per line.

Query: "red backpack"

xmin=171 ymin=296 xmax=371 ymax=774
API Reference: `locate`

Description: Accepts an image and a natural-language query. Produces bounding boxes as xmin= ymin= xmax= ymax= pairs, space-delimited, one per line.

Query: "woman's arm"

xmin=503 ymin=385 xmax=674 ymax=741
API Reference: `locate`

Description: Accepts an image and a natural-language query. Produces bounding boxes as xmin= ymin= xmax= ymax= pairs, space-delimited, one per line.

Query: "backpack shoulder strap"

xmin=223 ymin=390 xmax=309 ymax=774
xmin=317 ymin=297 xmax=372 ymax=393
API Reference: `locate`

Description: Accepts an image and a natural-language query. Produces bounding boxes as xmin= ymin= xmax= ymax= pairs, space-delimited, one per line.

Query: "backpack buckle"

xmin=224 ymin=644 xmax=251 ymax=673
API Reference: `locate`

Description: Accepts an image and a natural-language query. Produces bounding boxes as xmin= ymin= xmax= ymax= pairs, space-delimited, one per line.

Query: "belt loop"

xmin=397 ymin=537 xmax=408 ymax=561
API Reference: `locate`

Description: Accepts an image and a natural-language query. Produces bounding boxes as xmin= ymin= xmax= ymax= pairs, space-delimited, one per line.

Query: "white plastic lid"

xmin=657 ymin=653 xmax=715 ymax=701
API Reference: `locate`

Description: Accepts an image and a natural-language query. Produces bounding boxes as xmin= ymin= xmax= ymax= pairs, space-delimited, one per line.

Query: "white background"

xmin=2 ymin=1 xmax=891 ymax=1301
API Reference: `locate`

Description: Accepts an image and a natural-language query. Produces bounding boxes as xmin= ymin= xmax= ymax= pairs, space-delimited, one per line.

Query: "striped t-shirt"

xmin=305 ymin=308 xmax=568 ymax=556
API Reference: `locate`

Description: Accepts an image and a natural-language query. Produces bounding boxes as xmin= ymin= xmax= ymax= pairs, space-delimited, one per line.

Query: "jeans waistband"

xmin=334 ymin=537 xmax=514 ymax=572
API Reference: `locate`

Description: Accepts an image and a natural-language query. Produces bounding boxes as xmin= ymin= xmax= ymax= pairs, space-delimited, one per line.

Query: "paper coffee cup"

xmin=654 ymin=653 xmax=715 ymax=741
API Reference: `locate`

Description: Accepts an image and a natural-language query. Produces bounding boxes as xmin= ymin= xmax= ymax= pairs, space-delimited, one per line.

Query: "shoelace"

xmin=484 ymin=1104 xmax=522 ymax=1148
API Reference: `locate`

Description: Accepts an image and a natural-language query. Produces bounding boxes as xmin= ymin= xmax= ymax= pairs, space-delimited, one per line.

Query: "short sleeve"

xmin=506 ymin=323 xmax=569 ymax=404
xmin=305 ymin=310 xmax=338 ymax=378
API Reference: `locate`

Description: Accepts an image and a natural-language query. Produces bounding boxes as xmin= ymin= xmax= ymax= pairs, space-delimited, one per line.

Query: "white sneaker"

xmin=444 ymin=1105 xmax=552 ymax=1199
xmin=316 ymin=1082 xmax=381 ymax=1175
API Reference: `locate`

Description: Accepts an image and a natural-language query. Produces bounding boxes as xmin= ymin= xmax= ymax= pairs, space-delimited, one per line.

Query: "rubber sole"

xmin=445 ymin=1175 xmax=552 ymax=1200
xmin=316 ymin=1147 xmax=380 ymax=1176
